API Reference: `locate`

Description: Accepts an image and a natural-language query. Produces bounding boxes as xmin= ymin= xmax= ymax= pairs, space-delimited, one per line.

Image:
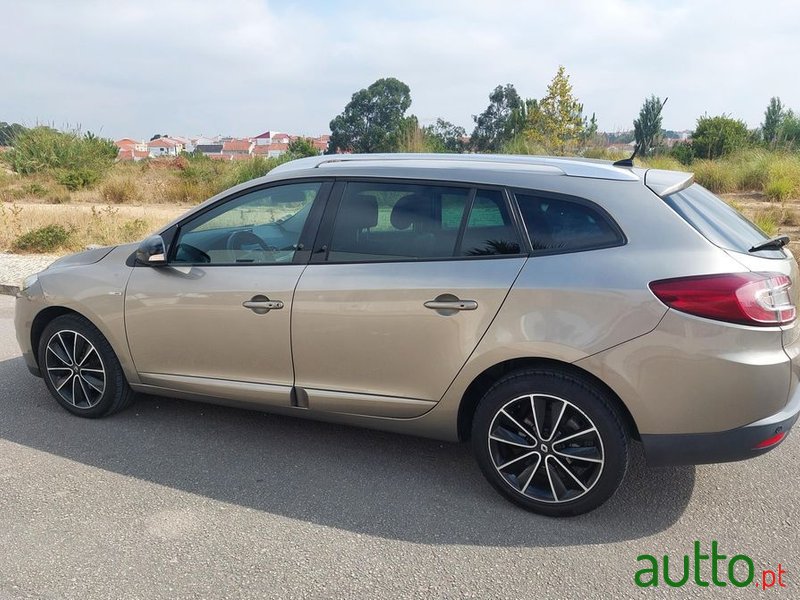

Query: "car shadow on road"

xmin=0 ymin=356 xmax=695 ymax=547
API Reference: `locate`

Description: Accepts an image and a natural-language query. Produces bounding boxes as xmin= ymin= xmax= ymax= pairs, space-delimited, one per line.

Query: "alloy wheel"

xmin=44 ymin=330 xmax=106 ymax=409
xmin=487 ymin=393 xmax=604 ymax=503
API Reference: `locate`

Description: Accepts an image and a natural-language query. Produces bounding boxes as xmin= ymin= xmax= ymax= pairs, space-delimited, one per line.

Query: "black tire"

xmin=471 ymin=368 xmax=629 ymax=517
xmin=37 ymin=314 xmax=135 ymax=418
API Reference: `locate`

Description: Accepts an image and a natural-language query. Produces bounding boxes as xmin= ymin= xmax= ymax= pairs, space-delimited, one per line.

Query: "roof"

xmin=253 ymin=143 xmax=288 ymax=155
xmin=269 ymin=153 xmax=642 ymax=181
xmin=222 ymin=140 xmax=252 ymax=153
xmin=148 ymin=138 xmax=180 ymax=148
xmin=195 ymin=144 xmax=223 ymax=153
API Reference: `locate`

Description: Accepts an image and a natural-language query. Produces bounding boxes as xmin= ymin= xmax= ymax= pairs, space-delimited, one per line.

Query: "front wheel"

xmin=471 ymin=369 xmax=629 ymax=517
xmin=38 ymin=314 xmax=135 ymax=418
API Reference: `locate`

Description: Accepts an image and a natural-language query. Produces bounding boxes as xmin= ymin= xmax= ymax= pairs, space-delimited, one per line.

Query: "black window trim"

xmin=156 ymin=178 xmax=334 ymax=267
xmin=509 ymin=187 xmax=627 ymax=257
xmin=310 ymin=176 xmax=529 ymax=265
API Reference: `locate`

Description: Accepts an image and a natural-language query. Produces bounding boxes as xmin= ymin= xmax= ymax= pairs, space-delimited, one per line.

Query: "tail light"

xmin=649 ymin=272 xmax=795 ymax=327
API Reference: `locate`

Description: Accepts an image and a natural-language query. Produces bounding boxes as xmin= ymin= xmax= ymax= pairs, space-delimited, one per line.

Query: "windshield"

xmin=663 ymin=183 xmax=786 ymax=259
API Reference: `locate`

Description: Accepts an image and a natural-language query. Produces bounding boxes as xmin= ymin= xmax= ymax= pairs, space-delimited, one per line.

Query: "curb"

xmin=0 ymin=284 xmax=20 ymax=297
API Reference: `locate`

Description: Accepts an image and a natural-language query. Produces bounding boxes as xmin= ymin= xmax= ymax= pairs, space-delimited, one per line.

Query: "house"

xmin=147 ymin=137 xmax=183 ymax=157
xmin=221 ymin=139 xmax=254 ymax=156
xmin=117 ymin=148 xmax=150 ymax=161
xmin=253 ymin=142 xmax=289 ymax=158
xmin=254 ymin=130 xmax=290 ymax=146
xmin=195 ymin=144 xmax=223 ymax=156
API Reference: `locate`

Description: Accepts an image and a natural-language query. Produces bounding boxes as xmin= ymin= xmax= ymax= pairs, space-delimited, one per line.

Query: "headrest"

xmin=390 ymin=193 xmax=432 ymax=230
xmin=342 ymin=193 xmax=378 ymax=229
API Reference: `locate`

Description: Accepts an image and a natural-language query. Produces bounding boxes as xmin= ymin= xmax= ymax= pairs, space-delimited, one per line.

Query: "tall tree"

xmin=328 ymin=77 xmax=413 ymax=153
xmin=761 ymin=97 xmax=785 ymax=146
xmin=525 ymin=66 xmax=584 ymax=153
xmin=633 ymin=95 xmax=664 ymax=156
xmin=423 ymin=118 xmax=466 ymax=153
xmin=470 ymin=84 xmax=523 ymax=153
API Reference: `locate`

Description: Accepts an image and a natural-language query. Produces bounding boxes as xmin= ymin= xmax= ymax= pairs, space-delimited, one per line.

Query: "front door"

xmin=125 ymin=180 xmax=328 ymax=406
xmin=291 ymin=180 xmax=528 ymax=416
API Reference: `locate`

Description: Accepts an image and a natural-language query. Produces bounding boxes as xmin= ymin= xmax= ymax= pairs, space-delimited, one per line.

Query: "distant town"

xmin=114 ymin=131 xmax=331 ymax=161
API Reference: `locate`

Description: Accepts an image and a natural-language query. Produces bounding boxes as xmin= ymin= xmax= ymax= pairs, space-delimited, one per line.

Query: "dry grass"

xmin=0 ymin=202 xmax=184 ymax=253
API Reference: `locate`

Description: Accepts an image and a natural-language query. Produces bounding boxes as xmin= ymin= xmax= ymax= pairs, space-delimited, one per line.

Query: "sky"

xmin=3 ymin=0 xmax=799 ymax=141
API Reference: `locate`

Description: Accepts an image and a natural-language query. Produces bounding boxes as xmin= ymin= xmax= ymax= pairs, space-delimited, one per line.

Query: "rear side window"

xmin=515 ymin=193 xmax=623 ymax=253
xmin=459 ymin=190 xmax=522 ymax=256
xmin=663 ymin=183 xmax=784 ymax=258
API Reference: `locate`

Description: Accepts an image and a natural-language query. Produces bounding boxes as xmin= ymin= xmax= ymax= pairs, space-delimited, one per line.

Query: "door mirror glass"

xmin=136 ymin=235 xmax=167 ymax=266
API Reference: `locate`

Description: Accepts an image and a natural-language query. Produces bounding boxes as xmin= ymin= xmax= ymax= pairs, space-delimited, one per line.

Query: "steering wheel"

xmin=225 ymin=230 xmax=276 ymax=252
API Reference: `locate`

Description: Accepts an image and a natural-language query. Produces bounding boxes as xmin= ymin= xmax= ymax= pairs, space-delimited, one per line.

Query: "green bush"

xmin=12 ymin=224 xmax=72 ymax=253
xmin=4 ymin=126 xmax=117 ymax=188
xmin=669 ymin=142 xmax=694 ymax=165
xmin=765 ymin=176 xmax=795 ymax=201
xmin=691 ymin=115 xmax=749 ymax=160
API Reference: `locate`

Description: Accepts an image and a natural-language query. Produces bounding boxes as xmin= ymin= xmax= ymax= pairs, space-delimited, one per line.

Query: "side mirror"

xmin=136 ymin=235 xmax=167 ymax=266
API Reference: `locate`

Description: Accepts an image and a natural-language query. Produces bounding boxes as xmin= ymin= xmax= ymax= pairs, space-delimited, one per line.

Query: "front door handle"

xmin=424 ymin=297 xmax=478 ymax=311
xmin=243 ymin=295 xmax=284 ymax=314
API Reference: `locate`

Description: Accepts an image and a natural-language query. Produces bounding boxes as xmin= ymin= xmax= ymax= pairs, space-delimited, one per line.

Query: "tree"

xmin=633 ymin=95 xmax=664 ymax=156
xmin=0 ymin=121 xmax=26 ymax=146
xmin=423 ymin=118 xmax=466 ymax=153
xmin=328 ymin=77 xmax=413 ymax=153
xmin=761 ymin=97 xmax=785 ymax=146
xmin=524 ymin=66 xmax=584 ymax=153
xmin=287 ymin=137 xmax=319 ymax=158
xmin=779 ymin=109 xmax=800 ymax=146
xmin=470 ymin=84 xmax=523 ymax=153
xmin=691 ymin=115 xmax=749 ymax=159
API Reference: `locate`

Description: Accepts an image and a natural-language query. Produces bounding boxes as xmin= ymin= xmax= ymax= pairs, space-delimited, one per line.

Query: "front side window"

xmin=516 ymin=193 xmax=623 ymax=253
xmin=172 ymin=181 xmax=321 ymax=264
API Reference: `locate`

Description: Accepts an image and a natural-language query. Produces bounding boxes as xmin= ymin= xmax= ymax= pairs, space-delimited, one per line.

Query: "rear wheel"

xmin=38 ymin=314 xmax=135 ymax=418
xmin=471 ymin=368 xmax=629 ymax=516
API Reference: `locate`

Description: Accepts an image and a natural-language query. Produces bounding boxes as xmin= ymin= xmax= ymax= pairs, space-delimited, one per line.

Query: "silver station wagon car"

xmin=15 ymin=154 xmax=800 ymax=516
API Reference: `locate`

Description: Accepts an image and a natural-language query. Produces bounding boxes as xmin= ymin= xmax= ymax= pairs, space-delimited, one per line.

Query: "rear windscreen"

xmin=663 ymin=183 xmax=785 ymax=259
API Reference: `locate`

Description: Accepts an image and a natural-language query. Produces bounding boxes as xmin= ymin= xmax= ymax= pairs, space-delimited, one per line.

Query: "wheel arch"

xmin=456 ymin=357 xmax=640 ymax=442
xmin=30 ymin=306 xmax=85 ymax=366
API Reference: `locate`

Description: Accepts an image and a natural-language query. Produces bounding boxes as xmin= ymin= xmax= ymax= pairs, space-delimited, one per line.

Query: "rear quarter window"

xmin=515 ymin=193 xmax=624 ymax=253
xmin=663 ymin=183 xmax=785 ymax=259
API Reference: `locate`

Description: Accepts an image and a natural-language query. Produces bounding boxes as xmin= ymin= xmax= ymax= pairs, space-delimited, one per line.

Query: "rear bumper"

xmin=641 ymin=382 xmax=800 ymax=466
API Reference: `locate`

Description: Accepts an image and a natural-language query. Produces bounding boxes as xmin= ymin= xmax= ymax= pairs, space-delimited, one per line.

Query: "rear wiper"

xmin=750 ymin=235 xmax=790 ymax=253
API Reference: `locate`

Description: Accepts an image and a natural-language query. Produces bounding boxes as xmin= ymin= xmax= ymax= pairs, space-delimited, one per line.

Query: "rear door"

xmin=291 ymin=179 xmax=528 ymax=417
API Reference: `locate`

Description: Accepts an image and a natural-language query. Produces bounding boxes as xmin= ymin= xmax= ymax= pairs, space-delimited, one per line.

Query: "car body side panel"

xmin=17 ymin=244 xmax=140 ymax=384
xmin=576 ymin=310 xmax=790 ymax=434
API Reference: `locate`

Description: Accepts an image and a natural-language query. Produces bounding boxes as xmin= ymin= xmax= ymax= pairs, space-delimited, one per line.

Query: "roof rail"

xmin=269 ymin=153 xmax=641 ymax=181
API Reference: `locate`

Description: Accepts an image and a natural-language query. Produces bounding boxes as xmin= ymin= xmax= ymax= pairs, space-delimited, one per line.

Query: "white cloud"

xmin=1 ymin=0 xmax=798 ymax=139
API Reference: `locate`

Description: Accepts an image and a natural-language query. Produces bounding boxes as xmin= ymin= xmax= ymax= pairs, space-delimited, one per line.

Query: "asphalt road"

xmin=0 ymin=294 xmax=797 ymax=599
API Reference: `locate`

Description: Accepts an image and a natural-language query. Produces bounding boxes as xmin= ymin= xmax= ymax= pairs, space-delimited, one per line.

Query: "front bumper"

xmin=14 ymin=281 xmax=45 ymax=378
xmin=641 ymin=382 xmax=800 ymax=466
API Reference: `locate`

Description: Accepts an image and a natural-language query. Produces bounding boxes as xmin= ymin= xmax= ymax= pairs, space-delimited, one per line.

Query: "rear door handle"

xmin=243 ymin=295 xmax=284 ymax=314
xmin=424 ymin=299 xmax=478 ymax=311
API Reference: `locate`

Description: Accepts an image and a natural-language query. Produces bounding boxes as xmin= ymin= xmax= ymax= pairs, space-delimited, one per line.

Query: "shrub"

xmin=121 ymin=218 xmax=149 ymax=240
xmin=691 ymin=115 xmax=749 ymax=159
xmin=763 ymin=154 xmax=800 ymax=201
xmin=670 ymin=141 xmax=694 ymax=165
xmin=4 ymin=126 xmax=116 ymax=188
xmin=691 ymin=160 xmax=736 ymax=193
xmin=102 ymin=177 xmax=141 ymax=203
xmin=47 ymin=190 xmax=72 ymax=204
xmin=12 ymin=224 xmax=72 ymax=253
